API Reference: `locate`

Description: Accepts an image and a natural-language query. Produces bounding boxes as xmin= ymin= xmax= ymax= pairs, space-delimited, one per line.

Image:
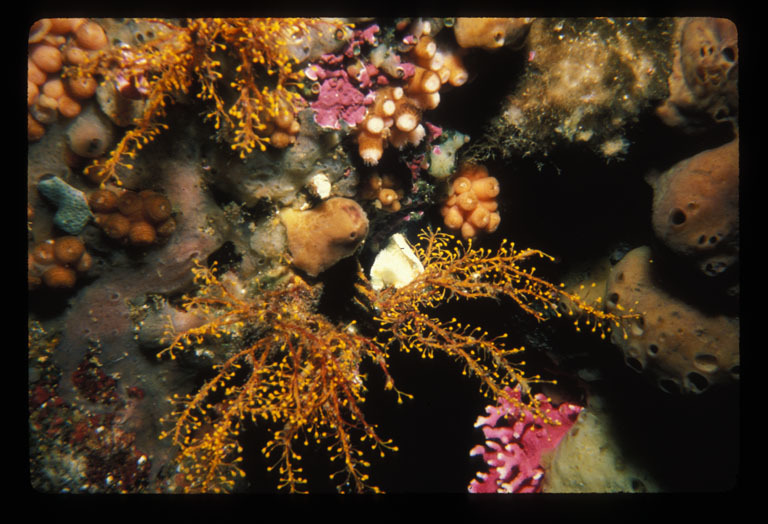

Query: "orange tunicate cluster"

xmin=409 ymin=34 xmax=470 ymax=90
xmin=28 ymin=235 xmax=92 ymax=289
xmin=357 ymin=33 xmax=469 ymax=166
xmin=441 ymin=164 xmax=501 ymax=239
xmin=261 ymin=99 xmax=303 ymax=149
xmin=28 ymin=18 xmax=107 ymax=141
xmin=89 ymin=188 xmax=176 ymax=246
xmin=360 ymin=173 xmax=405 ymax=212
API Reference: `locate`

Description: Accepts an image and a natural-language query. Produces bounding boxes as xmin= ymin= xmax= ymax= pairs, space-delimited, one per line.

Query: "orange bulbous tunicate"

xmin=32 ymin=242 xmax=56 ymax=265
xmin=53 ymin=236 xmax=85 ymax=265
xmin=67 ymin=107 xmax=113 ymax=157
xmin=76 ymin=251 xmax=93 ymax=272
xmin=274 ymin=111 xmax=295 ymax=130
xmin=117 ymin=191 xmax=143 ymax=218
xmin=155 ymin=218 xmax=176 ymax=237
xmin=63 ymin=44 xmax=89 ymax=65
xmin=362 ymin=173 xmax=404 ymax=212
xmin=378 ymin=188 xmax=398 ymax=206
xmin=468 ymin=206 xmax=490 ymax=229
xmin=28 ymin=60 xmax=47 ymax=86
xmin=42 ymin=266 xmax=77 ymax=288
xmin=456 ymin=191 xmax=478 ymax=211
xmin=74 ymin=21 xmax=107 ymax=50
xmin=28 ymin=114 xmax=46 ymax=141
xmin=441 ymin=163 xmax=501 ymax=238
xmin=128 ymin=222 xmax=157 ymax=246
xmin=28 ymin=81 xmax=39 ymax=107
xmin=443 ymin=206 xmax=464 ymax=229
xmin=454 ymin=18 xmax=532 ymax=51
xmin=479 ymin=199 xmax=499 ymax=212
xmin=30 ymin=44 xmax=63 ymax=74
xmin=29 ymin=19 xmax=53 ymax=44
xmin=89 ymin=189 xmax=118 ymax=213
xmin=487 ymin=212 xmax=501 ymax=233
xmin=142 ymin=193 xmax=172 ymax=223
xmin=102 ymin=213 xmax=131 ymax=239
xmin=269 ymin=130 xmax=296 ymax=149
xmin=32 ymin=94 xmax=59 ymax=124
xmin=42 ymin=78 xmax=64 ymax=100
xmin=453 ymin=176 xmax=472 ymax=194
xmin=48 ymin=18 xmax=79 ymax=35
xmin=461 ymin=222 xmax=477 ymax=239
xmin=472 ymin=176 xmax=500 ymax=200
xmin=57 ymin=95 xmax=82 ymax=118
xmin=67 ymin=75 xmax=97 ymax=99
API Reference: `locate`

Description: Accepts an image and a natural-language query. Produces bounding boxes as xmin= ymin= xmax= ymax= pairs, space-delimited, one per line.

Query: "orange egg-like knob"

xmin=452 ymin=176 xmax=472 ymax=194
xmin=117 ymin=191 xmax=143 ymax=218
xmin=128 ymin=221 xmax=157 ymax=246
xmin=76 ymin=251 xmax=93 ymax=272
xmin=142 ymin=193 xmax=172 ymax=223
xmin=378 ymin=188 xmax=398 ymax=206
xmin=30 ymin=44 xmax=63 ymax=74
xmin=53 ymin=236 xmax=85 ymax=265
xmin=443 ymin=206 xmax=464 ymax=230
xmin=32 ymin=242 xmax=56 ymax=265
xmin=467 ymin=206 xmax=490 ymax=229
xmin=74 ymin=21 xmax=107 ymax=50
xmin=155 ymin=218 xmax=176 ymax=237
xmin=456 ymin=191 xmax=478 ymax=211
xmin=67 ymin=75 xmax=98 ymax=99
xmin=472 ymin=176 xmax=500 ymax=200
xmin=103 ymin=213 xmax=130 ymax=239
xmin=89 ymin=189 xmax=118 ymax=213
xmin=57 ymin=95 xmax=82 ymax=119
xmin=42 ymin=266 xmax=76 ymax=288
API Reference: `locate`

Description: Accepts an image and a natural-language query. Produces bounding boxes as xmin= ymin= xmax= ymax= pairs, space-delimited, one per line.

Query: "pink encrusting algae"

xmin=469 ymin=386 xmax=582 ymax=493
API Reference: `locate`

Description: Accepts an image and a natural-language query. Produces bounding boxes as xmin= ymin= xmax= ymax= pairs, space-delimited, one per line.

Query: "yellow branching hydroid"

xmin=68 ymin=18 xmax=348 ymax=185
xmin=158 ymin=229 xmax=634 ymax=493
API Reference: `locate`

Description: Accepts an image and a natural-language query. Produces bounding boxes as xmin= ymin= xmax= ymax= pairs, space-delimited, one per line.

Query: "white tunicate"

xmin=370 ymin=233 xmax=425 ymax=291
xmin=307 ymin=173 xmax=332 ymax=199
